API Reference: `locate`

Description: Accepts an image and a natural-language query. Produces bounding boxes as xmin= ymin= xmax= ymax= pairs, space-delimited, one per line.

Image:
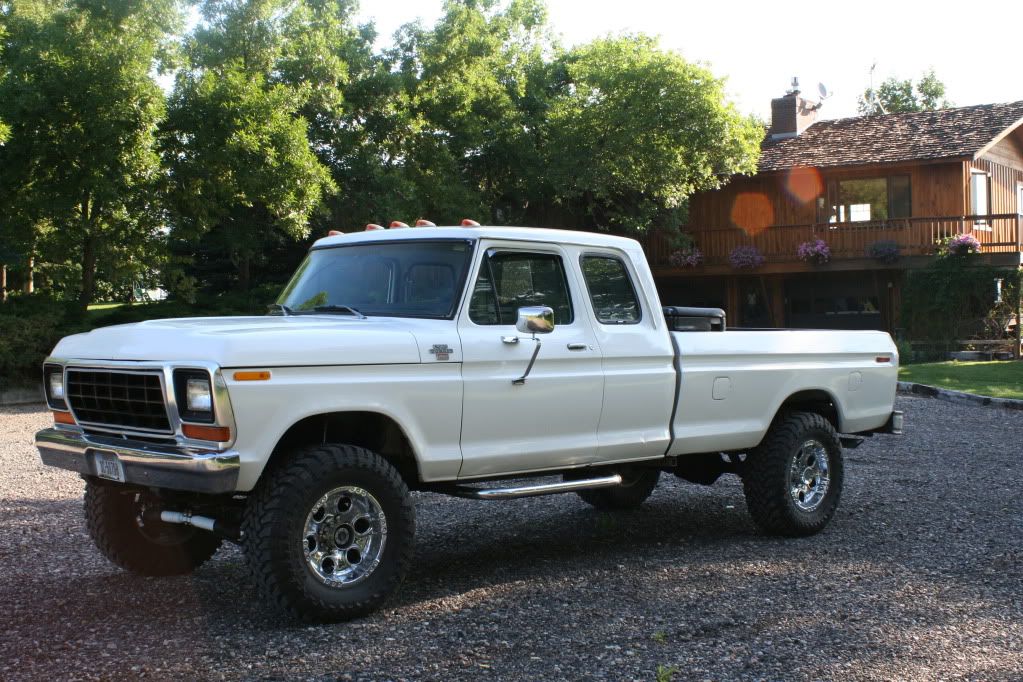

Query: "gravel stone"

xmin=1 ymin=396 xmax=1021 ymax=680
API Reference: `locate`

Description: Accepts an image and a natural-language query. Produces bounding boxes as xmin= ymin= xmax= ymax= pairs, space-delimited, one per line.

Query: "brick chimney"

xmin=769 ymin=78 xmax=819 ymax=139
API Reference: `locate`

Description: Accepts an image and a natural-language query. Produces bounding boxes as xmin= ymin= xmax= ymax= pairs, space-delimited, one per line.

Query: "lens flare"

xmin=784 ymin=167 xmax=824 ymax=204
xmin=730 ymin=192 xmax=774 ymax=236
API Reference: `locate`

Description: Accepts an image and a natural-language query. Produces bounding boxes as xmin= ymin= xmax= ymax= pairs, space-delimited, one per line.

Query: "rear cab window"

xmin=580 ymin=255 xmax=642 ymax=324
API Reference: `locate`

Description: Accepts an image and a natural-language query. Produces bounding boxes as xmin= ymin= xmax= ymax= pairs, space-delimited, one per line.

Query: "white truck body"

xmin=35 ymin=226 xmax=900 ymax=620
xmin=42 ymin=226 xmax=897 ymax=490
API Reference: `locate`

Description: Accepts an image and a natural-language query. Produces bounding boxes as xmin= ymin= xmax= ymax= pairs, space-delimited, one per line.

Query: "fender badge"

xmin=429 ymin=343 xmax=453 ymax=361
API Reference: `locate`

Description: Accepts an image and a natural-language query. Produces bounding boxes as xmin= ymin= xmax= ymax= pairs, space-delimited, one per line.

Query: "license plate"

xmin=92 ymin=451 xmax=126 ymax=483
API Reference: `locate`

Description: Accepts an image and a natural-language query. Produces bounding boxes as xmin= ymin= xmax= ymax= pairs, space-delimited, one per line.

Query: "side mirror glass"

xmin=515 ymin=306 xmax=555 ymax=335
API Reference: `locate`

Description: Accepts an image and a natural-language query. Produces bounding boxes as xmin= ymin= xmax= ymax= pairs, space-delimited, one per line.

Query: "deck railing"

xmin=641 ymin=214 xmax=1022 ymax=267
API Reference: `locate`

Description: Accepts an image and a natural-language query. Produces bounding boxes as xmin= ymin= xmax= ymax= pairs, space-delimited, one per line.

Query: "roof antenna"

xmin=868 ymin=61 xmax=887 ymax=115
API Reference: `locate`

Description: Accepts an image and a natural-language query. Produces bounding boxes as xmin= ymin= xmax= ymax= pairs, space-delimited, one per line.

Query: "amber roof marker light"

xmin=415 ymin=219 xmax=436 ymax=227
xmin=389 ymin=221 xmax=409 ymax=229
xmin=461 ymin=219 xmax=480 ymax=226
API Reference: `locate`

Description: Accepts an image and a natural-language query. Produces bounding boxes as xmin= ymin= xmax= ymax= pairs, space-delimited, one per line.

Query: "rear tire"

xmin=242 ymin=444 xmax=415 ymax=622
xmin=569 ymin=468 xmax=660 ymax=511
xmin=742 ymin=411 xmax=844 ymax=537
xmin=84 ymin=481 xmax=222 ymax=576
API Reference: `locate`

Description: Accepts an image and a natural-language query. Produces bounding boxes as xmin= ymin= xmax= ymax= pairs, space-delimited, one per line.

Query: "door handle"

xmin=501 ymin=336 xmax=519 ymax=344
xmin=566 ymin=343 xmax=588 ymax=350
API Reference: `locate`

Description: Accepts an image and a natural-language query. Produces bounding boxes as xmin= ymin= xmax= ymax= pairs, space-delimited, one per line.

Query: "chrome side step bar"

xmin=445 ymin=474 xmax=623 ymax=500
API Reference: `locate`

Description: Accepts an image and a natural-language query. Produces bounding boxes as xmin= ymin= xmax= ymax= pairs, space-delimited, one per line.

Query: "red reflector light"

xmin=415 ymin=219 xmax=436 ymax=227
xmin=53 ymin=411 xmax=76 ymax=425
xmin=365 ymin=223 xmax=384 ymax=231
xmin=460 ymin=218 xmax=480 ymax=226
xmin=876 ymin=356 xmax=891 ymax=363
xmin=182 ymin=424 xmax=232 ymax=442
xmin=327 ymin=230 xmax=344 ymax=236
xmin=389 ymin=221 xmax=409 ymax=228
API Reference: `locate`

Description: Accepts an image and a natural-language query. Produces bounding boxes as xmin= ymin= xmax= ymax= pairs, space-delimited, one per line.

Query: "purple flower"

xmin=669 ymin=247 xmax=704 ymax=268
xmin=867 ymin=240 xmax=900 ymax=263
xmin=728 ymin=244 xmax=765 ymax=269
xmin=948 ymin=233 xmax=981 ymax=255
xmin=797 ymin=238 xmax=831 ymax=264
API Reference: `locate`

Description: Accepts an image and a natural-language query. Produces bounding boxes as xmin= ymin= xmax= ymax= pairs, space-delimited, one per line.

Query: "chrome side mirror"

xmin=511 ymin=306 xmax=553 ymax=386
xmin=515 ymin=306 xmax=555 ymax=335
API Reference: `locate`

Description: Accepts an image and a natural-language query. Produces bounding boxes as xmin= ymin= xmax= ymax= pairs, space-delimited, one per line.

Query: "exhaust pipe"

xmin=160 ymin=510 xmax=240 ymax=541
xmin=446 ymin=473 xmax=623 ymax=500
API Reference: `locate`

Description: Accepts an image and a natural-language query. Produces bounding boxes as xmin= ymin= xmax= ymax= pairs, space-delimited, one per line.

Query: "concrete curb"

xmin=897 ymin=380 xmax=1023 ymax=411
xmin=0 ymin=384 xmax=44 ymax=407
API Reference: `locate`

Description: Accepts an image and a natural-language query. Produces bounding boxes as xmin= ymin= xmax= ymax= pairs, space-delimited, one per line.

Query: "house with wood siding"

xmin=641 ymin=91 xmax=1023 ymax=333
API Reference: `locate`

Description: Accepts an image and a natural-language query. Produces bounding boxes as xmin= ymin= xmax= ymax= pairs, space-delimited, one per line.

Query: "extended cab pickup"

xmin=35 ymin=226 xmax=902 ymax=621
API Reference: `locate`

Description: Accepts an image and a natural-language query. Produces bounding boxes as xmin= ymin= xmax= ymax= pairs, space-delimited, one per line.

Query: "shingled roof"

xmin=758 ymin=100 xmax=1023 ymax=172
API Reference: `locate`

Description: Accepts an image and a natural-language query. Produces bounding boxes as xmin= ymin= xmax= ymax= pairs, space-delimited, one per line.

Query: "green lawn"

xmin=899 ymin=360 xmax=1023 ymax=399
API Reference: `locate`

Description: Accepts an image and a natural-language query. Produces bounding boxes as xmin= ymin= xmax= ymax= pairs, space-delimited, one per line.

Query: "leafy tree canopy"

xmin=858 ymin=68 xmax=953 ymax=115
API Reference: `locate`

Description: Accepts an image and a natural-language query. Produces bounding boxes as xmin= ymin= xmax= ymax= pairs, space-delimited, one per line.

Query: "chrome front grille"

xmin=65 ymin=369 xmax=172 ymax=433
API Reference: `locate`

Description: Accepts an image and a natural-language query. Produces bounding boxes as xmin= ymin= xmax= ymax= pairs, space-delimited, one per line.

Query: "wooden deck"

xmin=640 ymin=213 xmax=1022 ymax=267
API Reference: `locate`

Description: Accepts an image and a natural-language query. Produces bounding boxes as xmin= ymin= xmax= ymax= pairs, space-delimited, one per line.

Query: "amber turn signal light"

xmin=182 ymin=424 xmax=232 ymax=442
xmin=53 ymin=411 xmax=76 ymax=425
xmin=233 ymin=371 xmax=271 ymax=381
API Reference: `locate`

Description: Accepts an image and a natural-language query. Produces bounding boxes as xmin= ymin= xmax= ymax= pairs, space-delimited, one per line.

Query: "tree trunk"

xmin=79 ymin=234 xmax=98 ymax=311
xmin=238 ymin=251 xmax=251 ymax=292
xmin=23 ymin=256 xmax=34 ymax=294
xmin=1 ymin=264 xmax=6 ymax=302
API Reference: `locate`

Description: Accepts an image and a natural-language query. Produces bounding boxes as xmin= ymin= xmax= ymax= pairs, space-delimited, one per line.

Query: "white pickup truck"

xmin=35 ymin=225 xmax=902 ymax=621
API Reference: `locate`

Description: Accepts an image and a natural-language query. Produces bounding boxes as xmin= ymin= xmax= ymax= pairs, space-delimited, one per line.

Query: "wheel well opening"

xmin=264 ymin=412 xmax=420 ymax=489
xmin=778 ymin=390 xmax=840 ymax=432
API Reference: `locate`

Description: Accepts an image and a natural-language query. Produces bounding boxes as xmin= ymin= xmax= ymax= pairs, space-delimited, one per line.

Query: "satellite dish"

xmin=818 ymin=82 xmax=831 ymax=100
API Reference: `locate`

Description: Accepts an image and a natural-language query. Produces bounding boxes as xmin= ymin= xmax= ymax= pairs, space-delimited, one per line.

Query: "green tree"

xmin=858 ymin=68 xmax=953 ymax=115
xmin=543 ymin=35 xmax=761 ymax=232
xmin=0 ymin=0 xmax=179 ymax=309
xmin=162 ymin=0 xmax=337 ymax=292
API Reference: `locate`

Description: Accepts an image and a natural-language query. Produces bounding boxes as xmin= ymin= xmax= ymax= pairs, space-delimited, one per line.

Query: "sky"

xmin=355 ymin=0 xmax=1023 ymax=121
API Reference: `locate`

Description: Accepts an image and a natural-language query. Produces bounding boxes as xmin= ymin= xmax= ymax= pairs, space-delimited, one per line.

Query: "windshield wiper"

xmin=267 ymin=303 xmax=293 ymax=316
xmin=312 ymin=304 xmax=367 ymax=319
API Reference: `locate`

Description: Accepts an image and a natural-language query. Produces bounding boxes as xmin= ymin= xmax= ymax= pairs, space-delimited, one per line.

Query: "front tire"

xmin=84 ymin=481 xmax=222 ymax=576
xmin=742 ymin=411 xmax=844 ymax=537
xmin=242 ymin=444 xmax=415 ymax=622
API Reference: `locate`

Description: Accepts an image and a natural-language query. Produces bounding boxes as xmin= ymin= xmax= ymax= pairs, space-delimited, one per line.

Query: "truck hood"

xmin=51 ymin=316 xmax=438 ymax=367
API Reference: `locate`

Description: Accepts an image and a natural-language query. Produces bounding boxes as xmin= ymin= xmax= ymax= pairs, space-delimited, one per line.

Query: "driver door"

xmin=457 ymin=244 xmax=603 ymax=478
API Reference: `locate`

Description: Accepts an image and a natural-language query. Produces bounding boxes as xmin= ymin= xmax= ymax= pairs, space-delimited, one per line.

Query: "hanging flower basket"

xmin=867 ymin=240 xmax=900 ymax=264
xmin=728 ymin=244 xmax=765 ymax=270
xmin=947 ymin=233 xmax=981 ymax=256
xmin=797 ymin=238 xmax=831 ymax=265
xmin=668 ymin=246 xmax=704 ymax=268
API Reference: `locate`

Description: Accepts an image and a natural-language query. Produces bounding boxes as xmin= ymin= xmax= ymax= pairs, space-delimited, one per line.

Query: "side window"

xmin=580 ymin=256 xmax=641 ymax=324
xmin=469 ymin=251 xmax=574 ymax=325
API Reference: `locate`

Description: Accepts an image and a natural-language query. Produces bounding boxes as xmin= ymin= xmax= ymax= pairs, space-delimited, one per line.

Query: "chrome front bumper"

xmin=35 ymin=428 xmax=240 ymax=494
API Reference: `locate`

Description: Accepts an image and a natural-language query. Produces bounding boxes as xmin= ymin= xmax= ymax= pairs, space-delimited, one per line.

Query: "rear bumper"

xmin=35 ymin=427 xmax=240 ymax=494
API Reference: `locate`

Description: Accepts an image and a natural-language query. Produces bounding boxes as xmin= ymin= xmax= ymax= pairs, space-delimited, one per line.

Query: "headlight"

xmin=174 ymin=369 xmax=216 ymax=423
xmin=49 ymin=372 xmax=65 ymax=400
xmin=186 ymin=378 xmax=212 ymax=412
xmin=43 ymin=364 xmax=67 ymax=411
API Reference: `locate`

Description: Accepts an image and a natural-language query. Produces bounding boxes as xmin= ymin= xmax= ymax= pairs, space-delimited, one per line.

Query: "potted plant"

xmin=728 ymin=244 xmax=765 ymax=270
xmin=867 ymin=240 xmax=901 ymax=264
xmin=797 ymin=238 xmax=831 ymax=265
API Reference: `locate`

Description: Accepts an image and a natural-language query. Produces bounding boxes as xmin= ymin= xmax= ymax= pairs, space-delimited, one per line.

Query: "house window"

xmin=970 ymin=170 xmax=990 ymax=218
xmin=828 ymin=175 xmax=911 ymax=223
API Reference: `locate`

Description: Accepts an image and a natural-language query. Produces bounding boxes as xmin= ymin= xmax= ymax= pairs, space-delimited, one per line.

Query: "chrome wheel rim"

xmin=303 ymin=486 xmax=387 ymax=586
xmin=789 ymin=439 xmax=830 ymax=512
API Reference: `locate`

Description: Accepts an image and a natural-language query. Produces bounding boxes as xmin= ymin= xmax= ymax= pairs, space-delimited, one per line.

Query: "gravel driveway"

xmin=1 ymin=395 xmax=1021 ymax=681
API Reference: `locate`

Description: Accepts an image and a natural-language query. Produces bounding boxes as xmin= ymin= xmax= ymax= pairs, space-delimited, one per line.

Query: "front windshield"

xmin=276 ymin=239 xmax=475 ymax=319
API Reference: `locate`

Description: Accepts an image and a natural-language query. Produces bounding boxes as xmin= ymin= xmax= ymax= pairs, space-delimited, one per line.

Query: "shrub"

xmin=0 ymin=295 xmax=87 ymax=387
xmin=867 ymin=240 xmax=901 ymax=264
xmin=797 ymin=238 xmax=831 ymax=264
xmin=728 ymin=244 xmax=764 ymax=270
